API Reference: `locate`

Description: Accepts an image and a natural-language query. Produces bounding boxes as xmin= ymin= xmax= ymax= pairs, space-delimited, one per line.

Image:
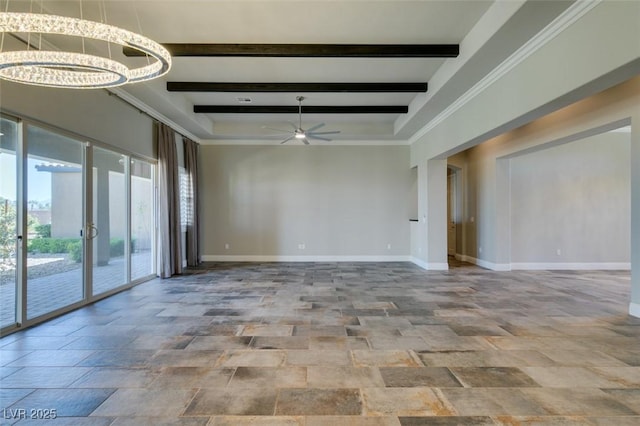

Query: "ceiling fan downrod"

xmin=296 ymin=96 xmax=304 ymax=130
xmin=295 ymin=96 xmax=306 ymax=139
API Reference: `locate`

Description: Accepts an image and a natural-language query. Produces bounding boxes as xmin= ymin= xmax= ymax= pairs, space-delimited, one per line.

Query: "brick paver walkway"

xmin=0 ymin=252 xmax=153 ymax=326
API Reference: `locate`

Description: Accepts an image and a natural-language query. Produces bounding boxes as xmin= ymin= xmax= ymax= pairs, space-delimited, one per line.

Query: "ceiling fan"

xmin=265 ymin=96 xmax=340 ymax=144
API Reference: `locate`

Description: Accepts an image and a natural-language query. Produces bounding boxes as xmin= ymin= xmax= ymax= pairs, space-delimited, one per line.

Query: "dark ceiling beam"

xmin=193 ymin=105 xmax=408 ymax=114
xmin=167 ymin=82 xmax=428 ymax=93
xmin=125 ymin=43 xmax=459 ymax=58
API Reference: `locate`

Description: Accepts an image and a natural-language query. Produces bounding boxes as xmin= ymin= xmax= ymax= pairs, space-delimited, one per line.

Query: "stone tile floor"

xmin=0 ymin=261 xmax=638 ymax=425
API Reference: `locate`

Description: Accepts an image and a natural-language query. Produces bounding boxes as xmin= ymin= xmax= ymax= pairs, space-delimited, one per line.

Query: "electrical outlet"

xmin=556 ymin=248 xmax=561 ymax=256
xmin=298 ymin=243 xmax=305 ymax=250
xmin=387 ymin=243 xmax=391 ymax=250
xmin=478 ymin=247 xmax=482 ymax=254
xmin=224 ymin=243 xmax=230 ymax=250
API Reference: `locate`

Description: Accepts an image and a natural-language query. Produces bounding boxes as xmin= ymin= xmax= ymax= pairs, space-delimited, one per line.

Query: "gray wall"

xmin=452 ymin=76 xmax=639 ymax=270
xmin=1 ymin=81 xmax=155 ymax=159
xmin=510 ymin=131 xmax=630 ymax=265
xmin=200 ymin=145 xmax=411 ymax=259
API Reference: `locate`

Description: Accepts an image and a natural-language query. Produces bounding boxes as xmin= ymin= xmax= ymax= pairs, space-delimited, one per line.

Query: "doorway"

xmin=447 ymin=166 xmax=461 ymax=262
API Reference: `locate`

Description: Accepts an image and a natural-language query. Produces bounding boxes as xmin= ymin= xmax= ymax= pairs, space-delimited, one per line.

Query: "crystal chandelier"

xmin=0 ymin=10 xmax=171 ymax=89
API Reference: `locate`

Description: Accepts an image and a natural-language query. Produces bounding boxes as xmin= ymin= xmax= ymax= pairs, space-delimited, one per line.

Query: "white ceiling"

xmin=3 ymin=0 xmax=575 ymax=144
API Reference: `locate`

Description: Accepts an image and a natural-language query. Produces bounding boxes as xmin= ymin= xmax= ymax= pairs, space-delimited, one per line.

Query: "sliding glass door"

xmin=0 ymin=118 xmax=18 ymax=328
xmin=0 ymin=114 xmax=156 ymax=333
xmin=92 ymin=147 xmax=127 ymax=295
xmin=26 ymin=125 xmax=85 ymax=320
xmin=131 ymin=159 xmax=155 ymax=280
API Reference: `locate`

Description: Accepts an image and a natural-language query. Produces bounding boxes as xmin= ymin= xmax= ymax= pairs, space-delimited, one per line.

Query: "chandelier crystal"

xmin=0 ymin=12 xmax=171 ymax=89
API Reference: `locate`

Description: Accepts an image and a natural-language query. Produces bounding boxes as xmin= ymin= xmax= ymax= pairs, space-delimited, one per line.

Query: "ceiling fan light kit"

xmin=268 ymin=96 xmax=341 ymax=145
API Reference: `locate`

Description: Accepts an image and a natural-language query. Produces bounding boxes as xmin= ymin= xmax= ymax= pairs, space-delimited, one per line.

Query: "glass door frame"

xmin=0 ymin=112 xmax=157 ymax=336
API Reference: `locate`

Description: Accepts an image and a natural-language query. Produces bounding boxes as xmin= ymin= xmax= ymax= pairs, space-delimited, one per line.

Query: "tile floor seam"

xmin=181 ymin=385 xmax=203 ymax=418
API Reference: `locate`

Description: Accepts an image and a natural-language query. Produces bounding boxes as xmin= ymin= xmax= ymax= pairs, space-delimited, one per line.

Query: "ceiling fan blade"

xmin=308 ymin=130 xmax=341 ymax=135
xmin=306 ymin=123 xmax=325 ymax=133
xmin=302 ymin=137 xmax=310 ymax=145
xmin=309 ymin=135 xmax=332 ymax=142
xmin=280 ymin=136 xmax=295 ymax=144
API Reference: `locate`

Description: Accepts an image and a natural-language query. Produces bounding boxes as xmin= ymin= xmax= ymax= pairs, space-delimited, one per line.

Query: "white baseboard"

xmin=201 ymin=255 xmax=630 ymax=273
xmin=201 ymin=255 xmax=411 ymax=263
xmin=410 ymin=257 xmax=448 ymax=270
xmin=511 ymin=262 xmax=631 ymax=270
xmin=457 ymin=255 xmax=630 ymax=272
xmin=630 ymin=302 xmax=640 ymax=318
xmin=458 ymin=255 xmax=510 ymax=271
xmin=457 ymin=254 xmax=477 ymax=264
xmin=410 ymin=257 xmax=429 ymax=270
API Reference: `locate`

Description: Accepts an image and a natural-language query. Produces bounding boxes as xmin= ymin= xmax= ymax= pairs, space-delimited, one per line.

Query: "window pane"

xmin=92 ymin=147 xmax=126 ymax=295
xmin=0 ymin=118 xmax=18 ymax=328
xmin=26 ymin=125 xmax=83 ymax=320
xmin=131 ymin=159 xmax=154 ymax=280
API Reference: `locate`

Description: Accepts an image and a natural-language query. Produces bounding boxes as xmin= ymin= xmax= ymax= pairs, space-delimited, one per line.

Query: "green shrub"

xmin=28 ymin=237 xmax=135 ymax=261
xmin=28 ymin=238 xmax=48 ymax=253
xmin=108 ymin=238 xmax=136 ymax=257
xmin=35 ymin=224 xmax=51 ymax=238
xmin=110 ymin=238 xmax=125 ymax=257
xmin=28 ymin=238 xmax=80 ymax=254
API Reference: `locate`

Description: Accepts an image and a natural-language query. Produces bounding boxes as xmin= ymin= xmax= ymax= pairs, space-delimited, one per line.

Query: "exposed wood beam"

xmin=125 ymin=43 xmax=459 ymax=58
xmin=193 ymin=105 xmax=408 ymax=114
xmin=168 ymin=82 xmax=428 ymax=93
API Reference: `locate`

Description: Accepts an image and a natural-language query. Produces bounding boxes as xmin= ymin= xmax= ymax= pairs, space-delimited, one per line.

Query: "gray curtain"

xmin=156 ymin=122 xmax=182 ymax=278
xmin=183 ymin=137 xmax=200 ymax=266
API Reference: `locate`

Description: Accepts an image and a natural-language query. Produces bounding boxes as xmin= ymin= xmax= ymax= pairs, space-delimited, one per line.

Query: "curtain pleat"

xmin=184 ymin=137 xmax=200 ymax=267
xmin=156 ymin=122 xmax=182 ymax=278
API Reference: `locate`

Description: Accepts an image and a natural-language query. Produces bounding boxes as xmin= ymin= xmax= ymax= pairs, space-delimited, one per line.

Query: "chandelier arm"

xmin=100 ymin=1 xmax=112 ymax=60
xmin=79 ymin=0 xmax=85 ymax=54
